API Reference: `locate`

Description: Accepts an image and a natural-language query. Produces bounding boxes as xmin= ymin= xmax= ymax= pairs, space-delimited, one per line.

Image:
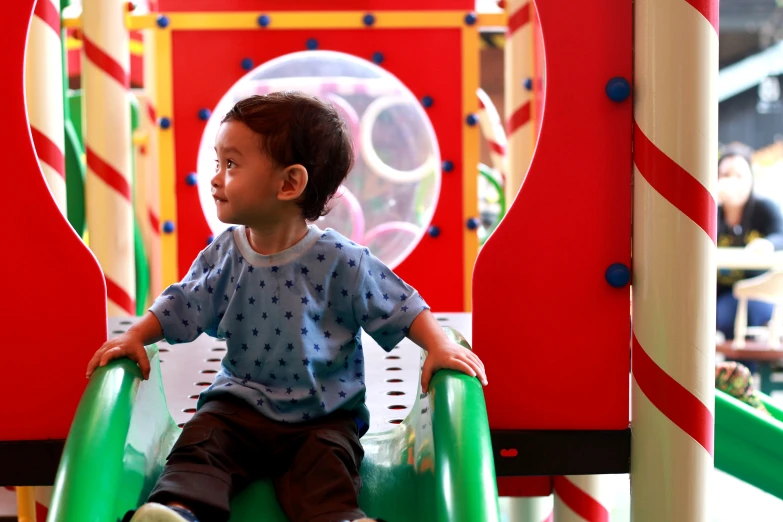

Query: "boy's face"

xmin=212 ymin=121 xmax=283 ymax=226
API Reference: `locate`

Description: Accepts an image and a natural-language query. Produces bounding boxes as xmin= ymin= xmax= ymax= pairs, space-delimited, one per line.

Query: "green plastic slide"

xmin=715 ymin=389 xmax=783 ymax=500
xmin=48 ymin=328 xmax=500 ymax=522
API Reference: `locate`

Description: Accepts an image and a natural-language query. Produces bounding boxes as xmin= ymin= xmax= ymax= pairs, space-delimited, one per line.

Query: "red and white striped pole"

xmin=82 ymin=0 xmax=135 ymax=317
xmin=25 ymin=0 xmax=66 ymax=212
xmin=503 ymin=0 xmax=534 ymax=202
xmin=502 ymin=496 xmax=553 ymax=522
xmin=553 ymin=475 xmax=615 ymax=522
xmin=631 ymin=0 xmax=718 ymax=519
xmin=477 ymin=87 xmax=507 ymax=182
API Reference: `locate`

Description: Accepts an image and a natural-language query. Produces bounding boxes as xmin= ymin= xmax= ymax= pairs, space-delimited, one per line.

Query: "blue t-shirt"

xmin=149 ymin=225 xmax=428 ymax=433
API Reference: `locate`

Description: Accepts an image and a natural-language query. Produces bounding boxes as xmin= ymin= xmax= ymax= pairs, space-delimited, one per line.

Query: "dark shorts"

xmin=148 ymin=396 xmax=365 ymax=522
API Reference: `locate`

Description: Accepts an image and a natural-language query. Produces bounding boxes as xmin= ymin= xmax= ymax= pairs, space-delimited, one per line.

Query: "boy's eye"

xmin=227 ymin=160 xmax=235 ymax=169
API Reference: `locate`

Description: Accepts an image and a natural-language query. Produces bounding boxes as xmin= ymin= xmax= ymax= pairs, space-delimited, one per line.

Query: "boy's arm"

xmin=408 ymin=309 xmax=488 ymax=393
xmin=86 ymin=311 xmax=163 ymax=380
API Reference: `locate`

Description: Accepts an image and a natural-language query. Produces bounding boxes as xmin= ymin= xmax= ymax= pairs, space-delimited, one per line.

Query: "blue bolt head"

xmin=159 ymin=117 xmax=171 ymax=129
xmin=606 ymin=77 xmax=631 ymax=102
xmin=206 ymin=235 xmax=215 ymax=245
xmin=466 ymin=113 xmax=479 ymax=126
xmin=465 ymin=12 xmax=478 ymax=25
xmin=197 ymin=108 xmax=212 ymax=121
xmin=466 ymin=217 xmax=480 ymax=231
xmin=605 ymin=263 xmax=631 ymax=288
xmin=363 ymin=13 xmax=376 ymax=26
xmin=257 ymin=14 xmax=270 ymax=27
xmin=162 ymin=220 xmax=176 ymax=234
xmin=442 ymin=160 xmax=454 ymax=173
xmin=240 ymin=57 xmax=254 ymax=71
xmin=421 ymin=95 xmax=434 ymax=108
xmin=156 ymin=15 xmax=169 ymax=28
xmin=306 ymin=38 xmax=318 ymax=50
xmin=185 ymin=173 xmax=198 ymax=186
xmin=371 ymin=52 xmax=384 ymax=65
xmin=428 ymin=225 xmax=441 ymax=238
xmin=523 ymin=78 xmax=533 ymax=91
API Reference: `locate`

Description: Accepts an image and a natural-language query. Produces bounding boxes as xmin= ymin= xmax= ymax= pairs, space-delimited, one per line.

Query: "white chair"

xmin=732 ymin=269 xmax=783 ymax=348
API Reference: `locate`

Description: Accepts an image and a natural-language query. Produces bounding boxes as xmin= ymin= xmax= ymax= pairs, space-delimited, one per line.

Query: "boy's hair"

xmin=221 ymin=91 xmax=354 ymax=221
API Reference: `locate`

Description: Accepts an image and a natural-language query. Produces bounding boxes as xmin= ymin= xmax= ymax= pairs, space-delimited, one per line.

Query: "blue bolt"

xmin=162 ymin=220 xmax=175 ymax=234
xmin=197 ymin=108 xmax=211 ymax=121
xmin=523 ymin=78 xmax=533 ymax=91
xmin=465 ymin=113 xmax=479 ymax=126
xmin=240 ymin=57 xmax=254 ymax=71
xmin=156 ymin=14 xmax=169 ymax=28
xmin=442 ymin=160 xmax=454 ymax=173
xmin=306 ymin=38 xmax=318 ymax=50
xmin=257 ymin=14 xmax=270 ymax=27
xmin=606 ymin=77 xmax=631 ymax=102
xmin=466 ymin=217 xmax=480 ymax=231
xmin=371 ymin=52 xmax=384 ymax=65
xmin=428 ymin=225 xmax=441 ymax=238
xmin=605 ymin=263 xmax=631 ymax=288
xmin=421 ymin=95 xmax=434 ymax=108
xmin=185 ymin=173 xmax=198 ymax=186
xmin=159 ymin=117 xmax=171 ymax=129
xmin=465 ymin=12 xmax=478 ymax=25
xmin=363 ymin=13 xmax=376 ymax=26
xmin=206 ymin=235 xmax=215 ymax=245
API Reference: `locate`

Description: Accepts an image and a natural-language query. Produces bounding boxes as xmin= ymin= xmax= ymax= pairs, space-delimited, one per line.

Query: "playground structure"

xmin=5 ymin=0 xmax=783 ymax=521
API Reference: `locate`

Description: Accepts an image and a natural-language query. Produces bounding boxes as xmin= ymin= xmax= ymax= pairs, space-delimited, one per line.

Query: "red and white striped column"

xmin=631 ymin=0 xmax=718 ymax=519
xmin=82 ymin=0 xmax=135 ymax=317
xmin=503 ymin=0 xmax=534 ymax=202
xmin=502 ymin=495 xmax=553 ymax=522
xmin=477 ymin=87 xmax=507 ymax=182
xmin=25 ymin=0 xmax=66 ymax=212
xmin=554 ymin=476 xmax=615 ymax=522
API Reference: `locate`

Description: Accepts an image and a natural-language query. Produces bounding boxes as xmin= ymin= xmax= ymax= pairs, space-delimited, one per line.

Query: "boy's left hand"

xmin=421 ymin=341 xmax=488 ymax=393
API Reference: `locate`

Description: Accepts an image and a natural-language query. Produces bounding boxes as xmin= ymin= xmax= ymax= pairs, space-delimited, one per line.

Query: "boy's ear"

xmin=278 ymin=164 xmax=308 ymax=202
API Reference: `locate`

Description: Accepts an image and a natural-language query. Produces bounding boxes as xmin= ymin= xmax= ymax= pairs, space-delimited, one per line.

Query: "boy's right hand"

xmin=86 ymin=333 xmax=151 ymax=380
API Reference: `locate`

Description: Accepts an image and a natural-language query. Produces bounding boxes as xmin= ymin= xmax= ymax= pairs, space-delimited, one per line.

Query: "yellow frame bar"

xmin=63 ymin=11 xmax=507 ymax=30
xmin=461 ymin=25 xmax=480 ymax=312
xmin=154 ymin=29 xmax=179 ymax=287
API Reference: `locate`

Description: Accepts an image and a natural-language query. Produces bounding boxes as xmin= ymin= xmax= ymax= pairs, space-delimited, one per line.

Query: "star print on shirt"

xmin=248 ymin=297 xmax=255 ymax=305
xmin=380 ymin=272 xmax=387 ymax=280
xmin=286 ymin=387 xmax=293 ymax=394
xmin=254 ymin=359 xmax=261 ymax=366
xmin=302 ymin=358 xmax=310 ymax=366
xmin=339 ymin=391 xmax=347 ymax=398
xmin=262 ymin=312 xmax=268 ymax=320
xmin=315 ymin=284 xmax=324 ymax=293
xmin=271 ymin=266 xmax=279 ymax=272
xmin=348 ymin=260 xmax=356 ymax=268
xmin=285 ymin=311 xmax=293 ymax=320
xmin=287 ymin=343 xmax=294 ymax=351
xmin=252 ymin=328 xmax=259 ymax=336
xmin=279 ymin=359 xmax=286 ymax=366
xmin=341 ymin=289 xmax=348 ymax=297
xmin=324 ymin=330 xmax=331 ymax=338
xmin=181 ymin=319 xmax=189 ymax=326
xmin=163 ymin=309 xmax=171 ymax=316
xmin=301 ymin=267 xmax=309 ymax=275
xmin=286 ymin=280 xmax=293 ymax=288
xmin=317 ymin=254 xmax=325 ymax=262
xmin=275 ymin=328 xmax=281 ymax=336
xmin=271 ymin=296 xmax=279 ymax=304
xmin=301 ymin=297 xmax=309 ymax=305
xmin=313 ymin=314 xmax=321 ymax=321
xmin=365 ymin=291 xmax=373 ymax=299
xmin=236 ymin=314 xmax=244 ymax=322
xmin=264 ymin=344 xmax=271 ymax=351
xmin=301 ymin=327 xmax=308 ymax=335
xmin=259 ymin=280 xmax=266 ymax=288
xmin=241 ymin=343 xmax=248 ymax=351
